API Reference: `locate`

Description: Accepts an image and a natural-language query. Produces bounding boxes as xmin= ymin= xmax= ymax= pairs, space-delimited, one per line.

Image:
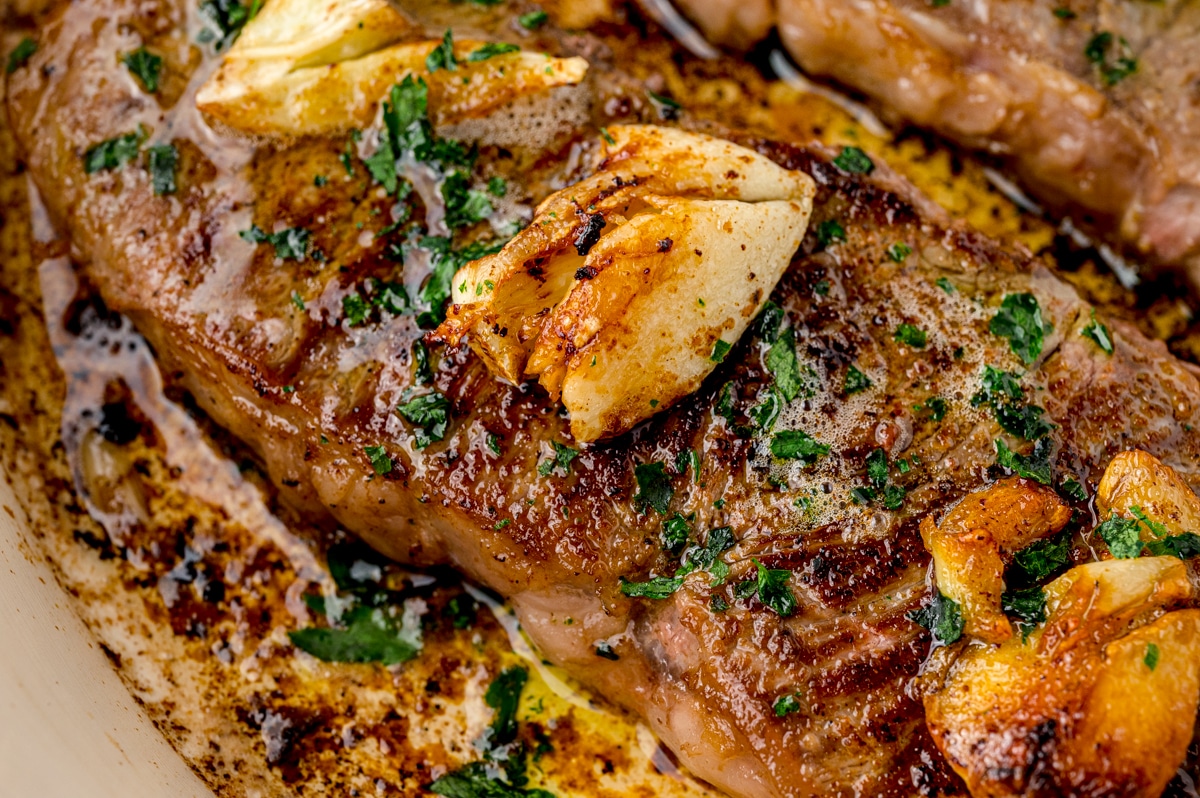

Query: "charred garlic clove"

xmin=923 ymin=556 xmax=1200 ymax=798
xmin=195 ymin=0 xmax=588 ymax=136
xmin=921 ymin=451 xmax=1200 ymax=797
xmin=1097 ymin=449 xmax=1200 ymax=536
xmin=433 ymin=125 xmax=815 ymax=442
xmin=919 ymin=476 xmax=1071 ymax=643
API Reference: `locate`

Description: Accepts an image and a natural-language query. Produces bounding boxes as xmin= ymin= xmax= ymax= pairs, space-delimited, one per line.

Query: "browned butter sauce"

xmin=4 ymin=1 xmax=1200 ymax=796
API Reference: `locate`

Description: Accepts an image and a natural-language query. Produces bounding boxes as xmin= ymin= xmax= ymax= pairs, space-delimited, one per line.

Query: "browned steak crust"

xmin=10 ymin=1 xmax=1200 ymax=795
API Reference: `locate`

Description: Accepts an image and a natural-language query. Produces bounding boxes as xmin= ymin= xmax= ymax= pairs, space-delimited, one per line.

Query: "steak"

xmin=671 ymin=0 xmax=1200 ymax=283
xmin=10 ymin=1 xmax=1200 ymax=796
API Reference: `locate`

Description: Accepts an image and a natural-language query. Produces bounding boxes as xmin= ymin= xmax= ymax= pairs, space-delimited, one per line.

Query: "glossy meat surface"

xmin=675 ymin=0 xmax=1200 ymax=282
xmin=10 ymin=1 xmax=1200 ymax=795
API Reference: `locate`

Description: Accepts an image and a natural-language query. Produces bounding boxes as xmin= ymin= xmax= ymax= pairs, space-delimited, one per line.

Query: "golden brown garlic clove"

xmin=433 ymin=125 xmax=815 ymax=442
xmin=920 ymin=476 xmax=1071 ymax=643
xmin=195 ymin=0 xmax=587 ymax=136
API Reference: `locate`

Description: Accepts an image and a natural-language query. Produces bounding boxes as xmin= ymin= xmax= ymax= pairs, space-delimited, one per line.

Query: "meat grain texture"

xmin=9 ymin=0 xmax=1200 ymax=796
xmin=673 ymin=0 xmax=1200 ymax=285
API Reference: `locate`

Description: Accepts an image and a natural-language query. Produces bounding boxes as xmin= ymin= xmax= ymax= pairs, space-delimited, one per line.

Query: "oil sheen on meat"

xmin=10 ymin=1 xmax=1200 ymax=796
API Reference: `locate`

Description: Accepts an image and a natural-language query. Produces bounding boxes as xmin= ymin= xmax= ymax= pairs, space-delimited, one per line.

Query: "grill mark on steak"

xmin=10 ymin=2 xmax=1200 ymax=796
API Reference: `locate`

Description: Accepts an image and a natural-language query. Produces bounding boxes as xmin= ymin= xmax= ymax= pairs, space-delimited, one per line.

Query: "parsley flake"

xmin=907 ymin=591 xmax=964 ymax=645
xmin=518 ymin=10 xmax=549 ymax=29
xmin=816 ymin=219 xmax=845 ymax=248
xmin=832 ymin=145 xmax=875 ymax=174
xmin=146 ymin=144 xmax=178 ymax=196
xmin=426 ymin=29 xmax=458 ymax=72
xmin=634 ymin=462 xmax=673 ymax=514
xmin=537 ymin=441 xmax=578 ymax=477
xmin=894 ymin=323 xmax=927 ymax=348
xmin=1145 ymin=643 xmax=1160 ymax=671
xmin=83 ymin=127 xmax=145 ymax=173
xmin=1081 ymin=309 xmax=1113 ymax=355
xmin=396 ymin=391 xmax=451 ymax=448
xmin=844 ymin=365 xmax=872 ymax=395
xmin=887 ymin=242 xmax=912 ymax=262
xmin=6 ymin=37 xmax=36 ymax=74
xmin=121 ymin=47 xmax=162 ymax=93
xmin=770 ymin=429 xmax=830 ymax=465
xmin=364 ymin=445 xmax=393 ymax=476
xmin=991 ymin=292 xmax=1051 ymax=365
xmin=469 ymin=42 xmax=520 ymax=62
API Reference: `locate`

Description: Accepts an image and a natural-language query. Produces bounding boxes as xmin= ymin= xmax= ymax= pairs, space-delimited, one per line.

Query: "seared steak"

xmin=10 ymin=1 xmax=1200 ymax=796
xmin=672 ymin=0 xmax=1200 ymax=283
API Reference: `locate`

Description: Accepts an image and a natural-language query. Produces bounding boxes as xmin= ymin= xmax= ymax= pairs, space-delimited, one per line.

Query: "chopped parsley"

xmin=197 ymin=0 xmax=262 ymax=51
xmin=426 ymin=29 xmax=458 ymax=72
xmin=442 ymin=169 xmax=496 ymax=229
xmin=766 ymin=328 xmax=806 ymax=402
xmin=1095 ymin=506 xmax=1200 ymax=560
xmin=770 ymin=429 xmax=830 ymax=466
xmin=83 ymin=127 xmax=145 ymax=173
xmin=894 ymin=323 xmax=927 ymax=349
xmin=916 ymin=396 xmax=948 ymax=422
xmin=887 ymin=242 xmax=912 ymax=262
xmin=1059 ymin=478 xmax=1087 ymax=502
xmin=844 ymin=365 xmax=872 ymax=395
xmin=990 ymin=292 xmax=1051 ymax=365
xmin=971 ymin=366 xmax=1053 ymax=441
xmin=240 ymin=224 xmax=310 ymax=260
xmin=484 ymin=666 xmax=528 ymax=746
xmin=537 ymin=441 xmax=579 ymax=477
xmin=994 ymin=437 xmax=1053 ymax=485
xmin=121 ymin=47 xmax=162 ymax=93
xmin=1146 ymin=532 xmax=1200 ymax=559
xmin=146 ymin=144 xmax=178 ymax=196
xmin=1001 ymin=586 xmax=1046 ymax=631
xmin=619 ymin=575 xmax=683 ymax=600
xmin=773 ymin=694 xmax=802 ymax=717
xmin=936 ymin=276 xmax=956 ymax=293
xmin=683 ymin=526 xmax=735 ymax=571
xmin=661 ymin=512 xmax=692 ymax=554
xmin=816 ymin=219 xmax=845 ymax=248
xmin=710 ymin=339 xmax=733 ymax=363
xmin=1010 ymin=533 xmax=1071 ymax=584
xmin=288 ymin=544 xmax=422 ymax=666
xmin=907 ymin=591 xmax=964 ymax=645
xmin=6 ymin=37 xmax=36 ymax=74
xmin=396 ymin=391 xmax=451 ymax=448
xmin=364 ymin=445 xmax=393 ymax=476
xmin=755 ymin=301 xmax=784 ymax=343
xmin=1053 ymin=6 xmax=1076 ymax=19
xmin=1081 ymin=309 xmax=1113 ymax=354
xmin=753 ymin=560 xmax=796 ymax=617
xmin=832 ymin=145 xmax=875 ymax=174
xmin=469 ymin=42 xmax=520 ymax=62
xmin=1096 ymin=514 xmax=1142 ymax=559
xmin=429 ymin=762 xmax=555 ymax=798
xmin=1085 ymin=31 xmax=1137 ymax=86
xmin=1144 ymin=643 xmax=1160 ymax=671
xmin=518 ymin=10 xmax=549 ymax=29
xmin=749 ymin=387 xmax=782 ymax=431
xmin=634 ymin=462 xmax=673 ymax=514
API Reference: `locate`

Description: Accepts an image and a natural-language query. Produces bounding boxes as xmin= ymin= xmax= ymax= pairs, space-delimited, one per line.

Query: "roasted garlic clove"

xmin=1097 ymin=449 xmax=1200 ymax=536
xmin=923 ymin=556 xmax=1200 ymax=798
xmin=195 ymin=0 xmax=588 ymax=136
xmin=920 ymin=477 xmax=1071 ymax=643
xmin=434 ymin=125 xmax=815 ymax=442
